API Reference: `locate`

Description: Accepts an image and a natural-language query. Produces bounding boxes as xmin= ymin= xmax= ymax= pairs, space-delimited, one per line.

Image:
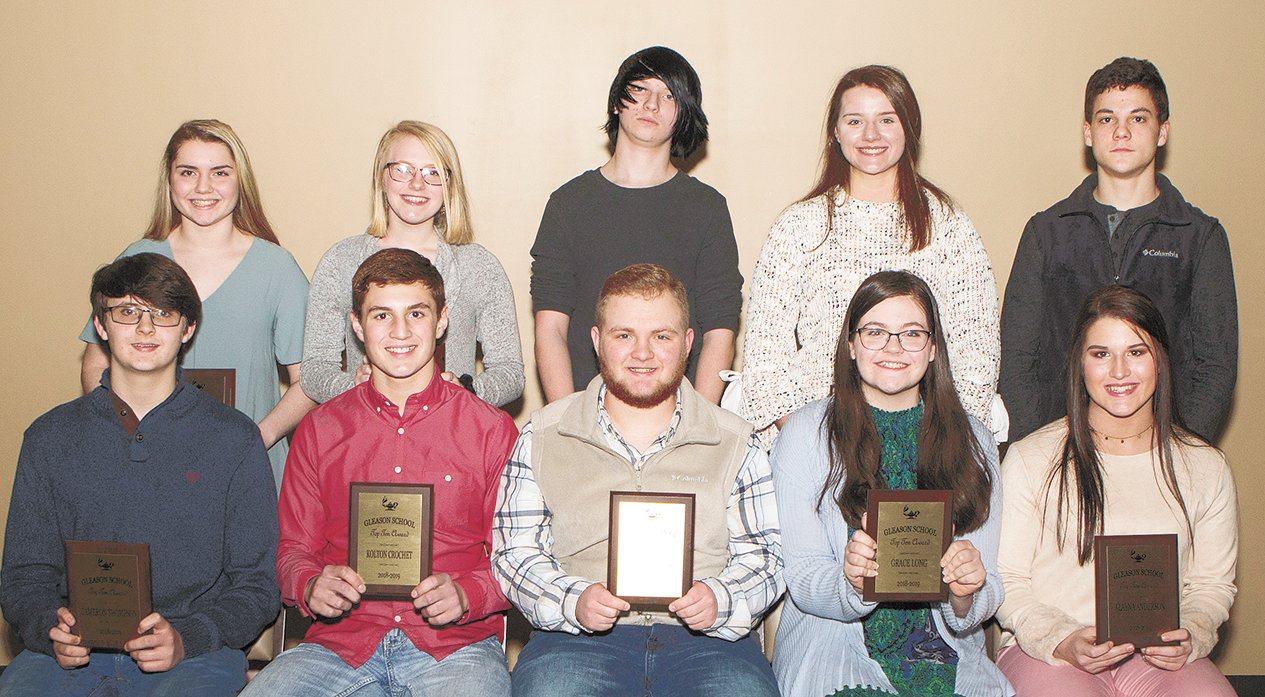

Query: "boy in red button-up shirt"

xmin=245 ymin=248 xmax=518 ymax=696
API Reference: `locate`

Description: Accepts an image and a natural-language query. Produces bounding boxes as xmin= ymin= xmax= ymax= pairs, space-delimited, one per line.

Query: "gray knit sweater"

xmin=300 ymin=234 xmax=524 ymax=406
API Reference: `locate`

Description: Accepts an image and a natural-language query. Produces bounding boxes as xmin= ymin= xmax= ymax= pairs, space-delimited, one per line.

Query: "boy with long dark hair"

xmin=531 ymin=46 xmax=742 ymax=405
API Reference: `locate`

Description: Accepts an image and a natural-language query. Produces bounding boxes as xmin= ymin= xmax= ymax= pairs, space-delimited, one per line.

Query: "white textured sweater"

xmin=741 ymin=192 xmax=1000 ymax=444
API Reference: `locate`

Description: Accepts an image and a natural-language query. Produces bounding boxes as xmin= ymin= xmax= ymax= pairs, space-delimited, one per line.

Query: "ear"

xmin=928 ymin=340 xmax=936 ymax=363
xmin=848 ymin=336 xmax=857 ymax=361
xmin=92 ymin=316 xmax=109 ymax=343
xmin=1083 ymin=121 xmax=1093 ymax=149
xmin=350 ymin=311 xmax=365 ymax=343
xmin=436 ymin=306 xmax=449 ymax=341
xmin=1157 ymin=120 xmax=1170 ymax=147
xmin=181 ymin=321 xmax=196 ymax=344
xmin=591 ymin=325 xmax=601 ymax=356
xmin=683 ymin=327 xmax=695 ymax=355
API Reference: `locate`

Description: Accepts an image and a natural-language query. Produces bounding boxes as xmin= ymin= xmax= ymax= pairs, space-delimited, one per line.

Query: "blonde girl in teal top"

xmin=80 ymin=120 xmax=313 ymax=486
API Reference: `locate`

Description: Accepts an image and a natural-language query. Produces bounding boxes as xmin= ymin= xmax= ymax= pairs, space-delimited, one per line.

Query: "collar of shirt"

xmin=595 ymin=383 xmax=683 ymax=468
xmin=360 ymin=373 xmax=452 ymax=426
xmin=109 ymin=391 xmax=141 ymax=436
xmin=97 ymin=367 xmax=188 ymax=438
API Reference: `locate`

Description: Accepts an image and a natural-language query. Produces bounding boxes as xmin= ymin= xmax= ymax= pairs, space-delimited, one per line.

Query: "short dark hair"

xmin=605 ymin=46 xmax=708 ymax=159
xmin=595 ymin=263 xmax=690 ymax=330
xmin=351 ymin=248 xmax=446 ymax=317
xmin=1084 ymin=57 xmax=1169 ymax=123
xmin=90 ymin=253 xmax=201 ymax=355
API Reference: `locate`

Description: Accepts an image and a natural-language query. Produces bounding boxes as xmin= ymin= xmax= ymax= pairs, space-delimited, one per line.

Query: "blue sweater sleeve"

xmin=170 ymin=429 xmax=280 ymax=656
xmin=0 ymin=428 xmax=70 ymax=656
xmin=772 ymin=402 xmax=878 ymax=622
xmin=935 ymin=418 xmax=1005 ymax=633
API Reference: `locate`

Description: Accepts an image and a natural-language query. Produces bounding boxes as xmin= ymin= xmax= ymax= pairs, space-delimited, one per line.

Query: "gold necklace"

xmin=1089 ymin=423 xmax=1154 ymax=444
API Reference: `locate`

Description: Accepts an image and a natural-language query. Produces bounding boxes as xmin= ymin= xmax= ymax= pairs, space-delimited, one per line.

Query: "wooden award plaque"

xmin=64 ymin=540 xmax=152 ymax=650
xmin=184 ymin=368 xmax=236 ymax=408
xmin=348 ymin=483 xmax=434 ymax=600
xmin=607 ymin=491 xmax=695 ymax=608
xmin=863 ymin=489 xmax=953 ymax=603
xmin=1095 ymin=533 xmax=1180 ymax=647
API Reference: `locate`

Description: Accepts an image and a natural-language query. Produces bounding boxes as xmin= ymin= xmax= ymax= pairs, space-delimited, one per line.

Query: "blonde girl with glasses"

xmin=300 ymin=121 xmax=523 ymax=407
xmin=79 ymin=119 xmax=314 ymax=487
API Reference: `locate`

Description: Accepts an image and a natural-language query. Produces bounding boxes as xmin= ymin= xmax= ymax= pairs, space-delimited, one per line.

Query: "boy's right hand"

xmin=305 ymin=565 xmax=366 ymax=618
xmin=49 ymin=607 xmax=90 ymax=669
xmin=575 ymin=583 xmax=629 ymax=633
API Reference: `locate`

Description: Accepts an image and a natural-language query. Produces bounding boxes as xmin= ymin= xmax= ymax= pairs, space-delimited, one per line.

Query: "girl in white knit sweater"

xmin=740 ymin=65 xmax=999 ymax=447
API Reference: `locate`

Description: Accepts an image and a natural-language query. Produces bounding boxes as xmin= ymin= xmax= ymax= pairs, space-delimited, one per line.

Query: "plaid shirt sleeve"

xmin=491 ymin=422 xmax=594 ymax=634
xmin=699 ymin=435 xmax=785 ymax=640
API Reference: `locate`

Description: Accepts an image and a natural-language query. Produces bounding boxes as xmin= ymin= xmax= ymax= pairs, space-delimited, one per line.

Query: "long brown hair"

xmin=804 ymin=65 xmax=950 ymax=253
xmin=821 ymin=270 xmax=991 ymax=532
xmin=1047 ymin=286 xmax=1197 ymax=564
xmin=144 ymin=120 xmax=278 ymax=244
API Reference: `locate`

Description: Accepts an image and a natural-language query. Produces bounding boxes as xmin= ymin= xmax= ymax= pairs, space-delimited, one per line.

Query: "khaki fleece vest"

xmin=531 ymin=379 xmax=753 ymax=619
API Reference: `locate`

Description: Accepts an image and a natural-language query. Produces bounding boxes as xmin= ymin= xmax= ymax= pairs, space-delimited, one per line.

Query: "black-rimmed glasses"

xmin=107 ymin=304 xmax=182 ymax=327
xmin=851 ymin=327 xmax=932 ymax=352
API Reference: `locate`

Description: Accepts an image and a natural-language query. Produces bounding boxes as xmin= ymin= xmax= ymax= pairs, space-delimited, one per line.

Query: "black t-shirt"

xmin=530 ymin=169 xmax=742 ymax=390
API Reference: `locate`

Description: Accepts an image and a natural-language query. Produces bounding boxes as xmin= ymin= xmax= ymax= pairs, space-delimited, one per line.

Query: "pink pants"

xmin=996 ymin=644 xmax=1235 ymax=697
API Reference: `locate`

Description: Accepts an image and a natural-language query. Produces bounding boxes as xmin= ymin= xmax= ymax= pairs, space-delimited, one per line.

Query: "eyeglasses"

xmin=107 ymin=304 xmax=183 ymax=327
xmin=384 ymin=162 xmax=447 ymax=186
xmin=852 ymin=327 xmax=932 ymax=352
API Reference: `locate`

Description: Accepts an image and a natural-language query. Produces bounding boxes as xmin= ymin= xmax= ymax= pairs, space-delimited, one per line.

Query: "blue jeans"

xmin=512 ymin=624 xmax=778 ymax=697
xmin=241 ymin=631 xmax=509 ymax=696
xmin=0 ymin=647 xmax=245 ymax=697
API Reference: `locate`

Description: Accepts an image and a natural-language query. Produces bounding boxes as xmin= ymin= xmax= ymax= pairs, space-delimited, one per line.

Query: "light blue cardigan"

xmin=770 ymin=399 xmax=1014 ymax=697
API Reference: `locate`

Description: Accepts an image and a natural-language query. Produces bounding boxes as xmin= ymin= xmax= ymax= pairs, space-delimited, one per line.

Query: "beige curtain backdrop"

xmin=2 ymin=0 xmax=1260 ymax=675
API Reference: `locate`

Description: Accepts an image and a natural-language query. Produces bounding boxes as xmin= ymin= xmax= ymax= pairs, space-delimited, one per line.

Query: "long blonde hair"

xmin=144 ymin=119 xmax=277 ymax=243
xmin=367 ymin=121 xmax=473 ymax=244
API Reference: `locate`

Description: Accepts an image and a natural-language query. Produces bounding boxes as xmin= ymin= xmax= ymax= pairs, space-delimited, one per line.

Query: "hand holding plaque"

xmin=305 ymin=565 xmax=368 ymax=618
xmin=607 ymin=492 xmax=695 ymax=609
xmin=862 ymin=490 xmax=953 ymax=603
xmin=348 ymin=483 xmax=434 ymax=600
xmin=48 ymin=607 xmax=91 ymax=668
xmin=412 ymin=572 xmax=469 ymax=626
